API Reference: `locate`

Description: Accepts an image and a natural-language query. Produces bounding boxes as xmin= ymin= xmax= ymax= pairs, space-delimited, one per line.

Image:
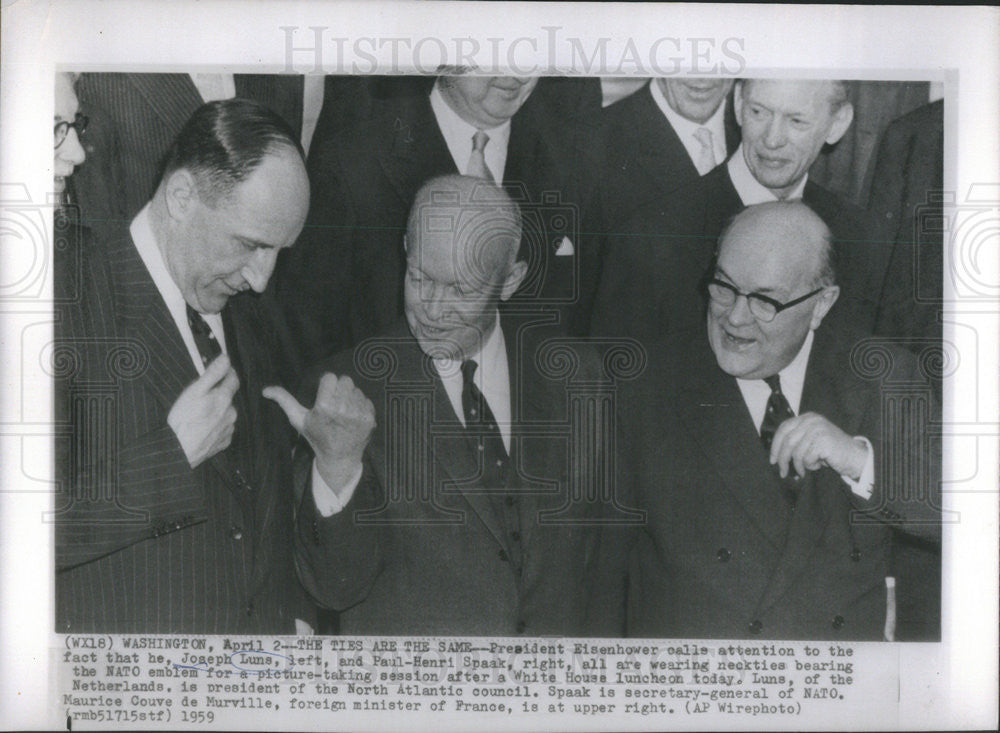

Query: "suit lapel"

xmin=108 ymin=235 xmax=197 ymax=412
xmin=676 ymin=340 xmax=792 ymax=551
xmin=128 ymin=74 xmax=202 ymax=136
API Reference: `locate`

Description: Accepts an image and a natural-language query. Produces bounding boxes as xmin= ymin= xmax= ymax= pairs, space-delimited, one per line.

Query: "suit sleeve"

xmin=293 ymin=449 xmax=383 ymax=610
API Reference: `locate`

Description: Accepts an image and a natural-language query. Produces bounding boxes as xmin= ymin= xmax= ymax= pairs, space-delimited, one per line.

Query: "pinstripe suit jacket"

xmin=73 ymin=73 xmax=303 ymax=237
xmin=53 ymin=221 xmax=311 ymax=633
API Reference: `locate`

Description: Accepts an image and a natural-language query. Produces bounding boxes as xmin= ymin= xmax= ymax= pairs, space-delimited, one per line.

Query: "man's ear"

xmin=162 ymin=169 xmax=199 ymax=222
xmin=809 ymin=284 xmax=840 ymax=330
xmin=825 ymin=102 xmax=854 ymax=146
xmin=732 ymin=81 xmax=745 ymax=127
xmin=498 ymin=260 xmax=528 ymax=301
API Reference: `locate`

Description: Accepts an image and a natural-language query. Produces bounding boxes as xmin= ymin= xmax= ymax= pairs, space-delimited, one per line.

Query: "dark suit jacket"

xmin=73 ymin=73 xmax=304 ymax=237
xmin=590 ymin=164 xmax=880 ymax=340
xmin=277 ymin=90 xmax=593 ymax=364
xmin=569 ymin=82 xmax=738 ymax=334
xmin=869 ymin=100 xmax=944 ymax=347
xmin=596 ymin=324 xmax=941 ymax=639
xmin=293 ymin=318 xmax=622 ymax=636
xmin=53 ymin=222 xmax=310 ymax=633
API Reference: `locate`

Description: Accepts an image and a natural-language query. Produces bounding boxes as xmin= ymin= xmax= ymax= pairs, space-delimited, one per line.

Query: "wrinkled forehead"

xmin=741 ymin=79 xmax=837 ymax=112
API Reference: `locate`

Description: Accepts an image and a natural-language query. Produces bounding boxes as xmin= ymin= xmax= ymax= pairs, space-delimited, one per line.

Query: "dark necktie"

xmin=467 ymin=130 xmax=494 ymax=182
xmin=760 ymin=374 xmax=800 ymax=505
xmin=186 ymin=304 xmax=222 ymax=368
xmin=461 ymin=359 xmax=508 ymax=461
xmin=760 ymin=374 xmax=795 ymax=450
xmin=461 ymin=360 xmax=522 ymax=569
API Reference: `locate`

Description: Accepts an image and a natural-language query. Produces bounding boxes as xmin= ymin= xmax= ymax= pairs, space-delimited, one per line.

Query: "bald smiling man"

xmin=598 ymin=201 xmax=941 ymax=640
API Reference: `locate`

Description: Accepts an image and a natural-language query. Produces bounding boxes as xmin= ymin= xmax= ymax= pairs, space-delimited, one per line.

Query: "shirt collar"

xmin=736 ymin=328 xmax=815 ymax=415
xmin=649 ymin=81 xmax=728 ymax=165
xmin=727 ymin=142 xmax=808 ymax=205
xmin=429 ymin=80 xmax=511 ymax=181
xmin=432 ymin=311 xmax=505 ymax=381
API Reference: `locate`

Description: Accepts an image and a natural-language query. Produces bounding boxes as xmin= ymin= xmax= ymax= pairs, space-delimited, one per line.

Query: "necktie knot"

xmin=186 ymin=304 xmax=221 ymax=367
xmin=467 ymin=131 xmax=494 ymax=180
xmin=693 ymin=126 xmax=716 ymax=175
xmin=764 ymin=374 xmax=783 ymax=394
xmin=461 ymin=359 xmax=479 ymax=386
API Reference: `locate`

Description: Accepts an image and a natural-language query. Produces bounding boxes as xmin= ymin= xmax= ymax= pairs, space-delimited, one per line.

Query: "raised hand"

xmin=263 ymin=374 xmax=375 ymax=491
xmin=167 ymin=353 xmax=239 ymax=468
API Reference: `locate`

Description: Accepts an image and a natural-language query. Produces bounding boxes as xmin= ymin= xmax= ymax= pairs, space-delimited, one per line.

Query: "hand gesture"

xmin=167 ymin=354 xmax=239 ymax=468
xmin=263 ymin=374 xmax=375 ymax=490
xmin=770 ymin=412 xmax=868 ymax=481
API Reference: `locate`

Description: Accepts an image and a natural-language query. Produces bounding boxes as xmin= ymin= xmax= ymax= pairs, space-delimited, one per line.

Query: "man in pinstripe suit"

xmin=53 ymin=99 xmax=368 ymax=634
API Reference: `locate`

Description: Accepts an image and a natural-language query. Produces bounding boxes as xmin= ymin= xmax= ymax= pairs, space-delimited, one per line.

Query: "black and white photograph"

xmin=1 ymin=2 xmax=996 ymax=731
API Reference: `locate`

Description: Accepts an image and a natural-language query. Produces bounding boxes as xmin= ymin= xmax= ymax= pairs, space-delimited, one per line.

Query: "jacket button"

xmin=748 ymin=619 xmax=763 ymax=634
xmin=832 ymin=615 xmax=845 ymax=630
xmin=516 ymin=620 xmax=526 ymax=633
xmin=717 ymin=548 xmax=731 ymax=562
xmin=229 ymin=525 xmax=243 ymax=541
xmin=498 ymin=549 xmax=509 ymax=562
xmin=850 ymin=548 xmax=861 ymax=562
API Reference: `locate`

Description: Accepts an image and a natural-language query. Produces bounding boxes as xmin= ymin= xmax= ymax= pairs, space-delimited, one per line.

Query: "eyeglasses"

xmin=705 ymin=278 xmax=824 ymax=323
xmin=54 ymin=113 xmax=89 ymax=149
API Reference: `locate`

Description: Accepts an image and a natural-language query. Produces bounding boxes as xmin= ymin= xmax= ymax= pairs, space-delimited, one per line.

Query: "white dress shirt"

xmin=727 ymin=142 xmax=808 ymax=204
xmin=735 ymin=330 xmax=874 ymax=498
xmin=649 ymin=81 xmax=728 ymax=173
xmin=313 ymin=314 xmax=511 ymax=517
xmin=429 ymin=80 xmax=511 ymax=183
xmin=130 ymin=205 xmax=227 ymax=371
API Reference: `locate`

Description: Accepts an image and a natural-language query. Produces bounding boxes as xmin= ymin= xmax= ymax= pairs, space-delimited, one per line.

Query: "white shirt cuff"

xmin=310 ymin=460 xmax=363 ymax=518
xmin=840 ymin=436 xmax=874 ymax=500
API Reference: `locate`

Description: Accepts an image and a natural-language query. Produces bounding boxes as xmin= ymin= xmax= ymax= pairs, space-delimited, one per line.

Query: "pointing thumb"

xmin=262 ymin=385 xmax=307 ymax=433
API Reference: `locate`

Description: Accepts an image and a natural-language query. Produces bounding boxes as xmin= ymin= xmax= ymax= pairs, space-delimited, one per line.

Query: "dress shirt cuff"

xmin=311 ymin=460 xmax=363 ymax=518
xmin=840 ymin=436 xmax=874 ymax=500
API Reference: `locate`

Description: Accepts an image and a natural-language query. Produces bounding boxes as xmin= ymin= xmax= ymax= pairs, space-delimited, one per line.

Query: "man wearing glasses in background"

xmin=595 ymin=201 xmax=941 ymax=640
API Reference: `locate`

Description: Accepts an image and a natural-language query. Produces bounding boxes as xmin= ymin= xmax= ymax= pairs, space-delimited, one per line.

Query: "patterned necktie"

xmin=760 ymin=374 xmax=800 ymax=504
xmin=186 ymin=303 xmax=222 ymax=368
xmin=467 ymin=130 xmax=494 ymax=181
xmin=694 ymin=126 xmax=716 ymax=175
xmin=461 ymin=359 xmax=521 ymax=568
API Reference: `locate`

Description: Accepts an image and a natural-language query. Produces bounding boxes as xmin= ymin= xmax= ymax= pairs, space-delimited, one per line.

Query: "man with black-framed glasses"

xmin=596 ymin=200 xmax=941 ymax=640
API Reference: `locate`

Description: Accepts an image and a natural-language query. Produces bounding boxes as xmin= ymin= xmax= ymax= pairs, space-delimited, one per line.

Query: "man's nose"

xmin=58 ymin=128 xmax=86 ymax=166
xmin=762 ymin=116 xmax=787 ymax=148
xmin=423 ymin=286 xmax=446 ymax=319
xmin=242 ymin=249 xmax=279 ymax=293
xmin=725 ymin=293 xmax=756 ymax=326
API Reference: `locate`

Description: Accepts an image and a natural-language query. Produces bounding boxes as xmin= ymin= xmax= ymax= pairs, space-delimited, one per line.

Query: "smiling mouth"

xmin=722 ymin=330 xmax=757 ymax=349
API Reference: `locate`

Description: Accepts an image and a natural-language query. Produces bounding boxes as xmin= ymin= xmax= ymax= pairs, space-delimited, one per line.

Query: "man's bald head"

xmin=707 ymin=201 xmax=840 ymax=379
xmin=718 ymin=200 xmax=836 ymax=289
xmin=404 ymin=174 xmax=527 ymax=360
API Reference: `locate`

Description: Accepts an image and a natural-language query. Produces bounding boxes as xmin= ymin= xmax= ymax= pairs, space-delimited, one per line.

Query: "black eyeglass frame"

xmin=54 ymin=113 xmax=89 ymax=149
xmin=704 ymin=277 xmax=825 ymax=323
